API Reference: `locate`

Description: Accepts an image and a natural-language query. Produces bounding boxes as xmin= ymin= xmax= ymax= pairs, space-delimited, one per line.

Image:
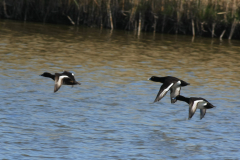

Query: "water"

xmin=1 ymin=20 xmax=240 ymax=159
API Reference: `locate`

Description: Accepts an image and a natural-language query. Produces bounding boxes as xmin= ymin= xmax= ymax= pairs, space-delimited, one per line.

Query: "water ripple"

xmin=0 ymin=20 xmax=240 ymax=159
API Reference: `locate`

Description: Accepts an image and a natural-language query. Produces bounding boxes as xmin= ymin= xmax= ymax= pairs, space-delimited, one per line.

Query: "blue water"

xmin=0 ymin=20 xmax=240 ymax=159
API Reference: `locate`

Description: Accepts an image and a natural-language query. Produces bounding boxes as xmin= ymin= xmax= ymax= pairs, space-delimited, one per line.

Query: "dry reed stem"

xmin=1 ymin=0 xmax=240 ymax=39
xmin=212 ymin=23 xmax=216 ymax=37
xmin=229 ymin=18 xmax=238 ymax=39
xmin=220 ymin=29 xmax=226 ymax=40
xmin=138 ymin=12 xmax=141 ymax=36
xmin=67 ymin=15 xmax=75 ymax=25
xmin=192 ymin=19 xmax=195 ymax=37
xmin=107 ymin=0 xmax=113 ymax=30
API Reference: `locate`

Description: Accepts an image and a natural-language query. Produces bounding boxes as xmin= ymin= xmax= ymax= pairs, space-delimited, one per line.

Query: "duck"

xmin=148 ymin=76 xmax=190 ymax=103
xmin=40 ymin=71 xmax=81 ymax=92
xmin=174 ymin=95 xmax=216 ymax=119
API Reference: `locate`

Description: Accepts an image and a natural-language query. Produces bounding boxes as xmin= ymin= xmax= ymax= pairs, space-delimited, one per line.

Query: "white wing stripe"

xmin=160 ymin=83 xmax=173 ymax=97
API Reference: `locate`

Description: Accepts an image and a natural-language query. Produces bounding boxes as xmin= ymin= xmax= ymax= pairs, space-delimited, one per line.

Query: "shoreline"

xmin=1 ymin=0 xmax=240 ymax=40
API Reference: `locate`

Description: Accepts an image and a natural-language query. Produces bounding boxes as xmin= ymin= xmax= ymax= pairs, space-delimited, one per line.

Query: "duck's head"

xmin=40 ymin=72 xmax=52 ymax=77
xmin=148 ymin=76 xmax=157 ymax=81
xmin=148 ymin=76 xmax=165 ymax=83
xmin=40 ymin=72 xmax=55 ymax=80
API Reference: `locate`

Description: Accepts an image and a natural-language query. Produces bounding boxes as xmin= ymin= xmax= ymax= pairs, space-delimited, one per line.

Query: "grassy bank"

xmin=1 ymin=0 xmax=240 ymax=39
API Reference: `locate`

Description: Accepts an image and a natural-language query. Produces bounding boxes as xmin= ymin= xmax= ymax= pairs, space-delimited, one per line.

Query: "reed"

xmin=1 ymin=0 xmax=240 ymax=39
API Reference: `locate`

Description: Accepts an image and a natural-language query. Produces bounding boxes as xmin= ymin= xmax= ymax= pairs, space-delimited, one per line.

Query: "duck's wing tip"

xmin=154 ymin=83 xmax=173 ymax=102
xmin=171 ymin=99 xmax=177 ymax=104
xmin=200 ymin=109 xmax=207 ymax=119
xmin=189 ymin=101 xmax=199 ymax=119
xmin=54 ymin=76 xmax=64 ymax=92
xmin=54 ymin=83 xmax=61 ymax=93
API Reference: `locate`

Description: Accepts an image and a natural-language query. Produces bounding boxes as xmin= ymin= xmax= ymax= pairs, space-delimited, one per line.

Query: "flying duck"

xmin=148 ymin=76 xmax=190 ymax=103
xmin=174 ymin=95 xmax=216 ymax=119
xmin=40 ymin=71 xmax=81 ymax=92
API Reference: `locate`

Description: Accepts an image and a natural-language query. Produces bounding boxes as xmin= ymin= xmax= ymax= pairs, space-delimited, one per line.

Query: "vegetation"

xmin=1 ymin=0 xmax=240 ymax=39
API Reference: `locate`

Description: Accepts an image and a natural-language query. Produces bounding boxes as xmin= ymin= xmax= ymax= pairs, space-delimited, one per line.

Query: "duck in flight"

xmin=174 ymin=95 xmax=216 ymax=119
xmin=40 ymin=71 xmax=81 ymax=92
xmin=148 ymin=76 xmax=190 ymax=103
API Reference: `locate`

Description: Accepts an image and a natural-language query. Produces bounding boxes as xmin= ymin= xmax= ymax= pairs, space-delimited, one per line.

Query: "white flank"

xmin=171 ymin=81 xmax=181 ymax=89
xmin=177 ymin=80 xmax=181 ymax=85
xmin=171 ymin=87 xmax=181 ymax=99
xmin=197 ymin=102 xmax=207 ymax=109
xmin=176 ymin=87 xmax=181 ymax=93
xmin=57 ymin=75 xmax=69 ymax=86
xmin=160 ymin=83 xmax=173 ymax=97
xmin=191 ymin=100 xmax=204 ymax=113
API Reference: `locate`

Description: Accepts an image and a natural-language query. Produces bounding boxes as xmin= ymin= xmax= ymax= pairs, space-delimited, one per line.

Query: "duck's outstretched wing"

xmin=200 ymin=109 xmax=207 ymax=119
xmin=189 ymin=100 xmax=204 ymax=119
xmin=54 ymin=74 xmax=69 ymax=92
xmin=153 ymin=82 xmax=173 ymax=103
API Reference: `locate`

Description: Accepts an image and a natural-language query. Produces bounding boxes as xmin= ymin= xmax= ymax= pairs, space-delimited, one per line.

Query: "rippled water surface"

xmin=1 ymin=20 xmax=240 ymax=159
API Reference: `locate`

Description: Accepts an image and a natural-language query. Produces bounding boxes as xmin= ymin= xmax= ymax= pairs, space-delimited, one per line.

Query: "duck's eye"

xmin=72 ymin=73 xmax=74 ymax=76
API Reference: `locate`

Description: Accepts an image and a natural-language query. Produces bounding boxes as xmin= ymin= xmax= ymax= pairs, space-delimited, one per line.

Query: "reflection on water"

xmin=0 ymin=20 xmax=240 ymax=159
